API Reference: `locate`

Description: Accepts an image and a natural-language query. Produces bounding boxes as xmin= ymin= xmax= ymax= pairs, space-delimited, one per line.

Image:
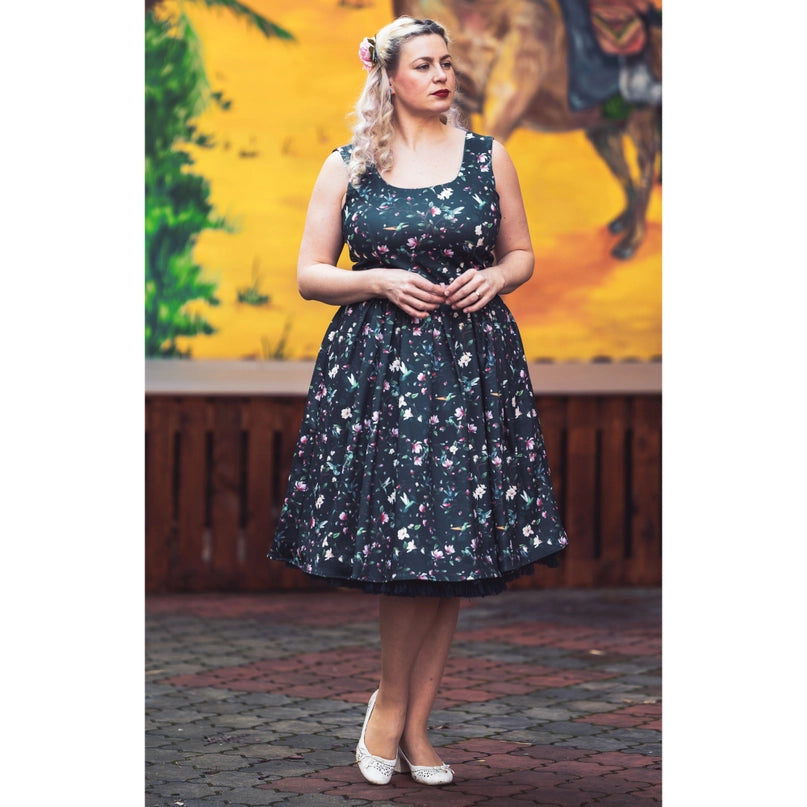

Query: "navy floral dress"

xmin=269 ymin=131 xmax=568 ymax=596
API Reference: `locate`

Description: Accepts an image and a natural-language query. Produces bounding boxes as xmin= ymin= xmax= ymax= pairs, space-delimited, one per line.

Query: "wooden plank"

xmin=562 ymin=396 xmax=599 ymax=586
xmin=271 ymin=397 xmax=317 ymax=590
xmin=597 ymin=396 xmax=630 ymax=585
xmin=243 ymin=397 xmax=278 ymax=589
xmin=146 ymin=358 xmax=662 ymax=395
xmin=274 ymin=397 xmax=305 ymax=517
xmin=145 ymin=397 xmax=176 ymax=592
xmin=172 ymin=396 xmax=208 ymax=590
xmin=628 ymin=395 xmax=662 ymax=585
xmin=530 ymin=395 xmax=568 ymax=588
xmin=209 ymin=398 xmax=244 ymax=587
xmin=534 ymin=395 xmax=566 ymax=491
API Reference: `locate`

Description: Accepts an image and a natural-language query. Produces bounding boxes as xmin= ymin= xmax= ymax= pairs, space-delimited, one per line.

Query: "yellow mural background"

xmin=167 ymin=0 xmax=661 ymax=362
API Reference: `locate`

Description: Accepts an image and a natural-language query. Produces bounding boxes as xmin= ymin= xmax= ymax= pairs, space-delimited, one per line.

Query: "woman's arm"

xmin=445 ymin=139 xmax=534 ymax=311
xmin=297 ymin=151 xmax=445 ymax=318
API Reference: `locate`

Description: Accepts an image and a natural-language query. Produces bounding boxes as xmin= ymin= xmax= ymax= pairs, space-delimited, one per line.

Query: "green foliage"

xmin=260 ymin=318 xmax=293 ymax=360
xmin=145 ymin=10 xmax=224 ymax=357
xmin=237 ymin=260 xmax=271 ymax=306
xmin=144 ymin=4 xmax=294 ymax=357
xmin=601 ymin=93 xmax=634 ymax=121
xmin=193 ymin=0 xmax=295 ymax=41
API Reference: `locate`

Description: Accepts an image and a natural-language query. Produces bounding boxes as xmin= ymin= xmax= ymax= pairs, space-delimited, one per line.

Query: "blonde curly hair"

xmin=347 ymin=16 xmax=464 ymax=187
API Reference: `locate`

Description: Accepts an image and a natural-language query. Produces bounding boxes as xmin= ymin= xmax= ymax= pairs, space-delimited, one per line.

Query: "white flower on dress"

xmin=437 ymin=188 xmax=453 ymax=200
xmin=398 ymin=527 xmax=410 ymax=540
xmin=505 ymin=486 xmax=517 ymax=501
xmin=473 ymin=485 xmax=486 ymax=500
xmin=458 ymin=352 xmax=471 ymax=367
xmin=522 ymin=524 xmax=534 ymax=536
xmin=341 ymin=407 xmax=351 ymax=419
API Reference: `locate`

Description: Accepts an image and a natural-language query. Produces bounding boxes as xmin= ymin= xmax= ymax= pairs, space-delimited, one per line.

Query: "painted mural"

xmin=145 ymin=0 xmax=661 ymax=362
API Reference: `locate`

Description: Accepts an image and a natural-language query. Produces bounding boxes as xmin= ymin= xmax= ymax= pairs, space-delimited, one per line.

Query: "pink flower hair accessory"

xmin=358 ymin=37 xmax=377 ymax=71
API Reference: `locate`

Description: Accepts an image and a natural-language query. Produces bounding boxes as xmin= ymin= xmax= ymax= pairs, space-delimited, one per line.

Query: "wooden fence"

xmin=145 ymin=393 xmax=661 ymax=592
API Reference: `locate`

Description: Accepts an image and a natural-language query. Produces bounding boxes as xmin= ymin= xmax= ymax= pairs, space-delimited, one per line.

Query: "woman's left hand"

xmin=444 ymin=267 xmax=503 ymax=312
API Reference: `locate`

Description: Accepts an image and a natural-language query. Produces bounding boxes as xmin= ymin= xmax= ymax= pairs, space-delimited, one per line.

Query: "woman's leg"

xmin=400 ymin=598 xmax=460 ymax=765
xmin=363 ymin=596 xmax=460 ymax=764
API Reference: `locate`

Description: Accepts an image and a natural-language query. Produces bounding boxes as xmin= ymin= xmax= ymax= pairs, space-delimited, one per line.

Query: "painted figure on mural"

xmin=269 ymin=15 xmax=568 ymax=786
xmin=394 ymin=0 xmax=662 ymax=259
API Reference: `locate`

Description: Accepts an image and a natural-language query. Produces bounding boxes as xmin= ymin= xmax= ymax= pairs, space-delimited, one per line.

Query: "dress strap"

xmin=462 ymin=132 xmax=493 ymax=157
xmin=334 ymin=144 xmax=353 ymax=165
xmin=460 ymin=132 xmax=494 ymax=183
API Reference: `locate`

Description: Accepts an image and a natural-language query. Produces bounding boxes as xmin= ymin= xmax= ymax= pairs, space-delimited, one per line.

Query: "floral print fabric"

xmin=269 ymin=132 xmax=568 ymax=596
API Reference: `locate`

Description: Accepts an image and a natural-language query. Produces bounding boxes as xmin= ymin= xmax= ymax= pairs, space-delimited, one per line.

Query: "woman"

xmin=269 ymin=15 xmax=568 ymax=787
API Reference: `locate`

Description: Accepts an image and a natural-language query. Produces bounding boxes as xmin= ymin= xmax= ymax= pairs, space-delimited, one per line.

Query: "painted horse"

xmin=393 ymin=0 xmax=661 ymax=259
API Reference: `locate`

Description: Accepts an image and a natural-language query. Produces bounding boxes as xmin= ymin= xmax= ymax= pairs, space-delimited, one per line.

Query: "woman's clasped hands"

xmin=380 ymin=267 xmax=504 ymax=318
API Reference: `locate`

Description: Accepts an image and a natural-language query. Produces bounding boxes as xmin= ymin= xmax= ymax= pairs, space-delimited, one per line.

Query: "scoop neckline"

xmin=376 ymin=132 xmax=470 ymax=192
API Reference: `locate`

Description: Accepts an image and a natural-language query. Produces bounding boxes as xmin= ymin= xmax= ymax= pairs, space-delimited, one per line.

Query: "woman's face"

xmin=389 ymin=33 xmax=455 ymax=117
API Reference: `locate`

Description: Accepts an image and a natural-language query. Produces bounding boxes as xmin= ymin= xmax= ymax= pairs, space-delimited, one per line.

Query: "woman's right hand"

xmin=298 ymin=154 xmax=446 ymax=315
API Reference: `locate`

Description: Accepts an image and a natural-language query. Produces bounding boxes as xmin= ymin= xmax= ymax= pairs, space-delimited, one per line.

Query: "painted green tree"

xmin=145 ymin=1 xmax=293 ymax=357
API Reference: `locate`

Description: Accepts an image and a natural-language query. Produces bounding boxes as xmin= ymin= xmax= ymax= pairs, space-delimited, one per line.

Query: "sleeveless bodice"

xmin=338 ymin=132 xmax=501 ymax=284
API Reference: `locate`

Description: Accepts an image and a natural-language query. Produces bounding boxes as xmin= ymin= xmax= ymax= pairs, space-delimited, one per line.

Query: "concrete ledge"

xmin=146 ymin=359 xmax=661 ymax=395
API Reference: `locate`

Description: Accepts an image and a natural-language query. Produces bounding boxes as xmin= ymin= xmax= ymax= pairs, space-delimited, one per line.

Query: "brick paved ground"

xmin=146 ymin=588 xmax=661 ymax=806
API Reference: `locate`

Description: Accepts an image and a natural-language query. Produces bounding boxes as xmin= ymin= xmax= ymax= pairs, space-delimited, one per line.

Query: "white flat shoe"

xmin=355 ymin=690 xmax=398 ymax=785
xmin=395 ymin=747 xmax=454 ymax=785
